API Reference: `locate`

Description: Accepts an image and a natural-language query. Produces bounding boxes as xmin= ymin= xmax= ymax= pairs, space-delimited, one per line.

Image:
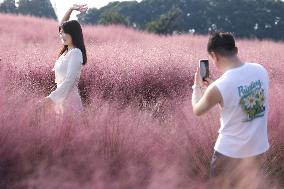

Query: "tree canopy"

xmin=1 ymin=0 xmax=283 ymax=40
xmin=78 ymin=0 xmax=284 ymax=40
xmin=0 ymin=0 xmax=56 ymax=20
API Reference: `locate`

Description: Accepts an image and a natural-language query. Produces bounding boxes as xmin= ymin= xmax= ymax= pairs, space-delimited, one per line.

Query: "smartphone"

xmin=199 ymin=59 xmax=209 ymax=81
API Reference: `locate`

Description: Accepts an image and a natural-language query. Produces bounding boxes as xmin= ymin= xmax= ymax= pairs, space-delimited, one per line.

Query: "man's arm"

xmin=192 ymin=84 xmax=222 ymax=116
xmin=191 ymin=65 xmax=223 ymax=116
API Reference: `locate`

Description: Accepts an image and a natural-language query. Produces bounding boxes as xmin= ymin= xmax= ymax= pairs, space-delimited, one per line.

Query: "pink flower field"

xmin=0 ymin=14 xmax=283 ymax=189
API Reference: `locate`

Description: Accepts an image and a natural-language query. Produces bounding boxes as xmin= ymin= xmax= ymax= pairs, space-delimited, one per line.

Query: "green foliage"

xmin=146 ymin=8 xmax=182 ymax=34
xmin=17 ymin=0 xmax=56 ymax=19
xmin=98 ymin=11 xmax=128 ymax=26
xmin=1 ymin=0 xmax=283 ymax=40
xmin=0 ymin=0 xmax=57 ymax=20
xmin=78 ymin=0 xmax=284 ymax=40
xmin=0 ymin=0 xmax=17 ymax=14
xmin=77 ymin=8 xmax=100 ymax=24
xmin=78 ymin=1 xmax=138 ymax=27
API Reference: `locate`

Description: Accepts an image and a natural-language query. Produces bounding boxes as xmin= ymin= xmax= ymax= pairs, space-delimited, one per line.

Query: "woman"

xmin=39 ymin=4 xmax=88 ymax=117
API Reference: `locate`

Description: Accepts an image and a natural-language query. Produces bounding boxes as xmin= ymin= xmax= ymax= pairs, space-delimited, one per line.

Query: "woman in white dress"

xmin=38 ymin=4 xmax=88 ymax=118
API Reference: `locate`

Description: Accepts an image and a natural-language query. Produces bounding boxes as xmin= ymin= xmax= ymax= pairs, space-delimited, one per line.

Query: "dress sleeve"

xmin=48 ymin=49 xmax=83 ymax=104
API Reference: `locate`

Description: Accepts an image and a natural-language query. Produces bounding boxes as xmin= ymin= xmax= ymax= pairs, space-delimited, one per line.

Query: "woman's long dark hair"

xmin=58 ymin=20 xmax=87 ymax=65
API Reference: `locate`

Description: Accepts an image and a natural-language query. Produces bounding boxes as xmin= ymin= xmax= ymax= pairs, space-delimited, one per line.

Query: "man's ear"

xmin=211 ymin=52 xmax=219 ymax=62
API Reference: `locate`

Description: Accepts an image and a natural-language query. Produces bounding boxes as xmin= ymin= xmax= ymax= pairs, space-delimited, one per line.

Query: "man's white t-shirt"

xmin=213 ymin=63 xmax=269 ymax=158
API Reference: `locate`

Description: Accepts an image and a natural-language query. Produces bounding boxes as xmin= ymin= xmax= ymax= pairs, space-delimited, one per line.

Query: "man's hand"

xmin=192 ymin=64 xmax=222 ymax=116
xmin=204 ymin=77 xmax=214 ymax=87
xmin=194 ymin=65 xmax=213 ymax=88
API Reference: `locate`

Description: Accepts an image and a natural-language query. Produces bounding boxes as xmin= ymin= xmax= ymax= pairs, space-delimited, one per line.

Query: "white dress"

xmin=47 ymin=48 xmax=84 ymax=117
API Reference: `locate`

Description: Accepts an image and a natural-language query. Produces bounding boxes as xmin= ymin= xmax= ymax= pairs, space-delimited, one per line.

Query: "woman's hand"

xmin=36 ymin=97 xmax=54 ymax=113
xmin=71 ymin=4 xmax=88 ymax=12
xmin=60 ymin=4 xmax=88 ymax=25
xmin=30 ymin=97 xmax=54 ymax=126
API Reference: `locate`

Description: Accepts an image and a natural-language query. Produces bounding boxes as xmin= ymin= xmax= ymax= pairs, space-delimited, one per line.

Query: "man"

xmin=192 ymin=32 xmax=269 ymax=178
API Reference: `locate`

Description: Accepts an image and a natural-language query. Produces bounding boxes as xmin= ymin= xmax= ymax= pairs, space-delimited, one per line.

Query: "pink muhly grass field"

xmin=0 ymin=14 xmax=283 ymax=189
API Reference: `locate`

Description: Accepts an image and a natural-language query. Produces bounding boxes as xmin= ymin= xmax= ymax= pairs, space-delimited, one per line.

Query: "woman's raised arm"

xmin=59 ymin=4 xmax=88 ymax=26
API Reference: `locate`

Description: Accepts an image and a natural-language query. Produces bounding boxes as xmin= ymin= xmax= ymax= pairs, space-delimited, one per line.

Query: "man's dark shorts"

xmin=210 ymin=151 xmax=264 ymax=178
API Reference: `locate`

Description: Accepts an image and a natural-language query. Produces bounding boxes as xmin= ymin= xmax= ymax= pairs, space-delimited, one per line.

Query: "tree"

xmin=78 ymin=1 xmax=139 ymax=26
xmin=77 ymin=0 xmax=284 ymax=40
xmin=98 ymin=11 xmax=128 ymax=26
xmin=146 ymin=8 xmax=182 ymax=34
xmin=77 ymin=8 xmax=100 ymax=24
xmin=17 ymin=0 xmax=57 ymax=20
xmin=0 ymin=0 xmax=17 ymax=14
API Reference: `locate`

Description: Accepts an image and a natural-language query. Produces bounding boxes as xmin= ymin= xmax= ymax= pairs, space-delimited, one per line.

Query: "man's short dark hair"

xmin=207 ymin=32 xmax=237 ymax=57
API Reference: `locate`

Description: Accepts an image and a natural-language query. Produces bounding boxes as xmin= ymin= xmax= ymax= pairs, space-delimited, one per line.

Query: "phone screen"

xmin=199 ymin=59 xmax=209 ymax=80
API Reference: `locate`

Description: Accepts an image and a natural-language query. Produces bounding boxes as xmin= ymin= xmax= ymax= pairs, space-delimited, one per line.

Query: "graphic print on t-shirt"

xmin=238 ymin=80 xmax=266 ymax=122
